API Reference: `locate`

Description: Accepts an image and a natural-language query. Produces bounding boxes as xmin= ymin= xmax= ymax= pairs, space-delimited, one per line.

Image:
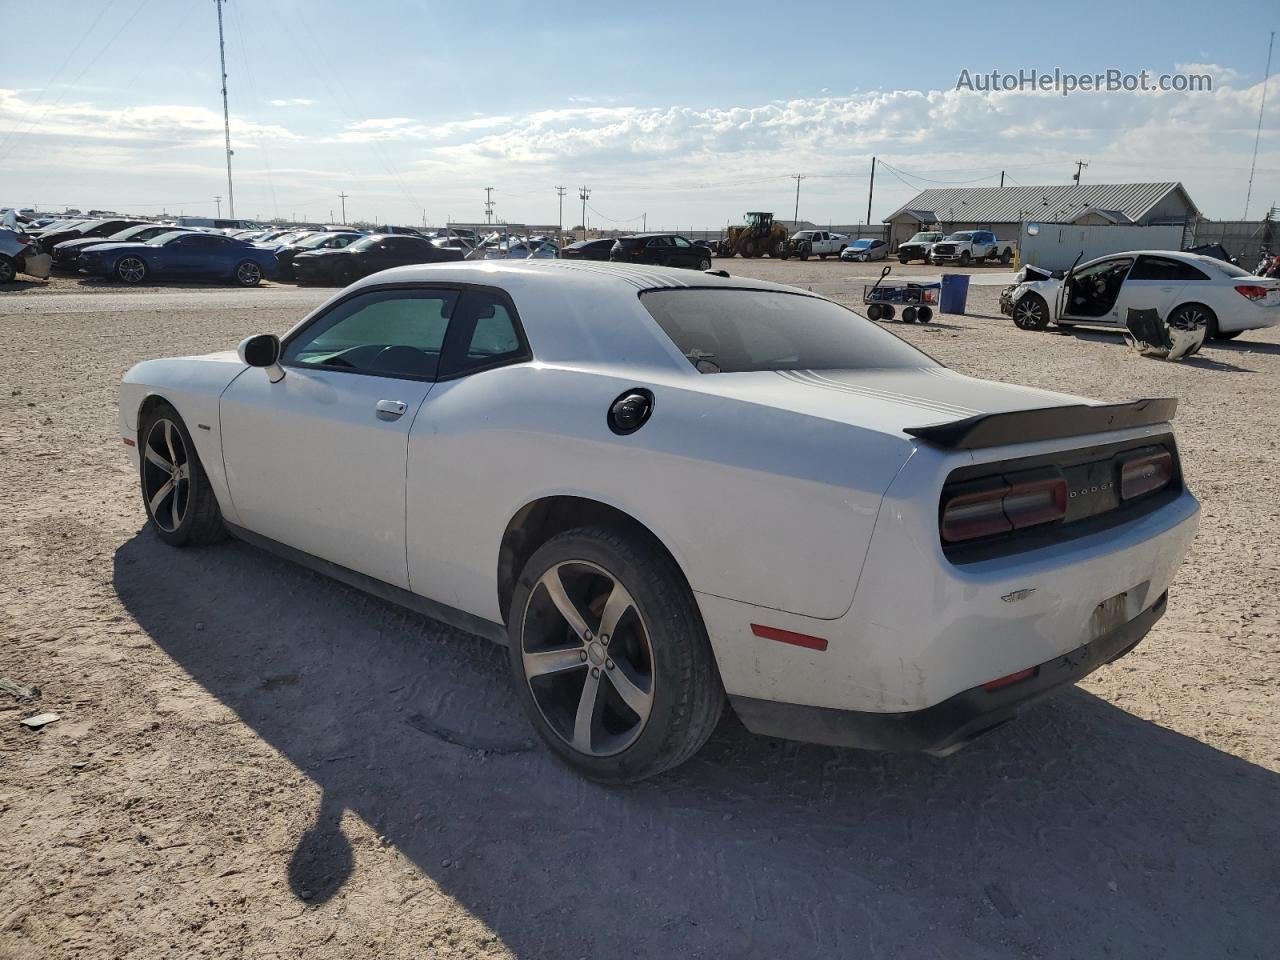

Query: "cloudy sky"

xmin=2 ymin=0 xmax=1276 ymax=227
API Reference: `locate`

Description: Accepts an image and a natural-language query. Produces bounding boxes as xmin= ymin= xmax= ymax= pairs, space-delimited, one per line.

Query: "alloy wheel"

xmin=237 ymin=261 xmax=262 ymax=285
xmin=142 ymin=419 xmax=190 ymax=533
xmin=1013 ymin=298 xmax=1045 ymax=330
xmin=520 ymin=560 xmax=655 ymax=757
xmin=118 ymin=257 xmax=146 ymax=283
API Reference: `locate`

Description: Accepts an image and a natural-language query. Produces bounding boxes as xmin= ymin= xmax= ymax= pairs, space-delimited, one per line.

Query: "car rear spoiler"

xmin=904 ymin=397 xmax=1178 ymax=450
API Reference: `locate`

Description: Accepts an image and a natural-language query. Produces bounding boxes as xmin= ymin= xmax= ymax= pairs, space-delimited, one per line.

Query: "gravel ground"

xmin=1 ymin=260 xmax=1277 ymax=960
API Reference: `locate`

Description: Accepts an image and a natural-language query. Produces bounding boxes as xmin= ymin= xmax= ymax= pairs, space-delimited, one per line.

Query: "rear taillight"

xmin=1235 ymin=284 xmax=1270 ymax=301
xmin=1119 ymin=448 xmax=1174 ymax=500
xmin=941 ymin=468 xmax=1067 ymax=543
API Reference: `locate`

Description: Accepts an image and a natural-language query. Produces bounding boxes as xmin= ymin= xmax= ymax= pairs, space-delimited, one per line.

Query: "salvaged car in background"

xmin=120 ymin=260 xmax=1200 ymax=782
xmin=840 ymin=238 xmax=888 ymax=262
xmin=0 ymin=220 xmax=53 ymax=282
xmin=1004 ymin=250 xmax=1280 ymax=341
xmin=931 ymin=230 xmax=1016 ymax=265
xmin=788 ymin=230 xmax=849 ymax=260
xmin=897 ymin=231 xmax=945 ymax=264
xmin=78 ymin=230 xmax=278 ymax=286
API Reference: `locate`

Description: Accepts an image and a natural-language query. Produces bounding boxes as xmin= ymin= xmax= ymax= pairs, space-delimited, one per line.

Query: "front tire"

xmin=697 ymin=256 xmax=712 ymax=271
xmin=959 ymin=251 xmax=972 ymax=266
xmin=0 ymin=256 xmax=15 ymax=283
xmin=116 ymin=256 xmax=147 ymax=284
xmin=508 ymin=526 xmax=724 ymax=783
xmin=1012 ymin=293 xmax=1050 ymax=330
xmin=138 ymin=404 xmax=226 ymax=547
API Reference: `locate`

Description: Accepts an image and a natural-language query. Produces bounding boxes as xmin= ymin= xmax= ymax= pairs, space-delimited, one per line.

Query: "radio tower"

xmin=214 ymin=0 xmax=235 ymax=218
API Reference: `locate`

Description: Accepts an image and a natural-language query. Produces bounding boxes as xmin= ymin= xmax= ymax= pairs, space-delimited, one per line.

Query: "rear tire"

xmin=1170 ymin=304 xmax=1222 ymax=340
xmin=1000 ymin=249 xmax=1012 ymax=264
xmin=698 ymin=257 xmax=712 ymax=271
xmin=0 ymin=256 xmax=15 ymax=283
xmin=508 ymin=526 xmax=724 ymax=783
xmin=233 ymin=260 xmax=263 ymax=287
xmin=916 ymin=305 xmax=933 ymax=323
xmin=138 ymin=403 xmax=227 ymax=547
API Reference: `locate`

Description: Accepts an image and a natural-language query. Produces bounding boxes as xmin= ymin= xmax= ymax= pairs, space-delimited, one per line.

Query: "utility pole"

xmin=1243 ymin=30 xmax=1275 ymax=219
xmin=555 ymin=185 xmax=566 ymax=241
xmin=791 ymin=174 xmax=805 ymax=227
xmin=214 ymin=196 xmax=221 ymax=217
xmin=643 ymin=213 xmax=647 ymax=232
xmin=1000 ymin=170 xmax=1005 ymax=188
xmin=338 ymin=191 xmax=349 ymax=225
xmin=866 ymin=157 xmax=876 ymax=227
xmin=484 ymin=187 xmax=495 ymax=224
xmin=1072 ymin=159 xmax=1089 ymax=184
xmin=214 ymin=0 xmax=235 ymax=218
xmin=579 ymin=185 xmax=590 ymax=238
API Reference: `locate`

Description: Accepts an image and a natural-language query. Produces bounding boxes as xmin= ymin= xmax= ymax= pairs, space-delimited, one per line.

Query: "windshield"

xmin=946 ymin=232 xmax=976 ymax=241
xmin=348 ymin=236 xmax=386 ymax=251
xmin=296 ymin=233 xmax=342 ymax=249
xmin=908 ymin=233 xmax=938 ymax=242
xmin=640 ymin=288 xmax=935 ymax=374
xmin=850 ymin=240 xmax=873 ymax=249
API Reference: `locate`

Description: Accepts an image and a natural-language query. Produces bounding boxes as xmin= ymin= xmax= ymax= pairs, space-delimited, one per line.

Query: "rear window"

xmin=1204 ymin=259 xmax=1252 ymax=279
xmin=639 ymin=288 xmax=935 ymax=374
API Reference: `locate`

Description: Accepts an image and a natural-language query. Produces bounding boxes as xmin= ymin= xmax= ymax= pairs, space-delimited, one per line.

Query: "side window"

xmin=1129 ymin=256 xmax=1210 ymax=282
xmin=281 ymin=288 xmax=459 ymax=380
xmin=673 ymin=236 xmax=691 ymax=248
xmin=438 ymin=289 xmax=528 ymax=378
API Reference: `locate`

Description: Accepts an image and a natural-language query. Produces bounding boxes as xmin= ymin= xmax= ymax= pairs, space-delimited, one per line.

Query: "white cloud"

xmin=268 ymin=97 xmax=314 ymax=107
xmin=0 ymin=88 xmax=301 ymax=148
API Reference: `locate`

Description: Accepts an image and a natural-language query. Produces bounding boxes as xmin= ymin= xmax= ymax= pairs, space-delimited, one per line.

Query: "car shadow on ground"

xmin=73 ymin=277 xmax=284 ymax=291
xmin=111 ymin=529 xmax=1280 ymax=959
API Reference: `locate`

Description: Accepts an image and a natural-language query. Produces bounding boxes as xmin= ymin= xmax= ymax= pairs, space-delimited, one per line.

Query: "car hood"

xmin=77 ymin=241 xmax=153 ymax=255
xmin=687 ymin=366 xmax=1090 ymax=440
xmin=295 ymin=249 xmax=350 ymax=260
xmin=55 ymin=236 xmax=124 ymax=251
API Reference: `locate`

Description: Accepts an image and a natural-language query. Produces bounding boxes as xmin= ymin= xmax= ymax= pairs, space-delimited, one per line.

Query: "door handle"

xmin=375 ymin=399 xmax=407 ymax=421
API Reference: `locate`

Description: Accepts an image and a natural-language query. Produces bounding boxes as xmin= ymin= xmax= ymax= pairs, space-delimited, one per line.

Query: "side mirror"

xmin=237 ymin=333 xmax=285 ymax=383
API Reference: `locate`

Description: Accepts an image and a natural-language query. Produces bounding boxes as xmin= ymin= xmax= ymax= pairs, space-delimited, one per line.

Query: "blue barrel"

xmin=939 ymin=274 xmax=970 ymax=314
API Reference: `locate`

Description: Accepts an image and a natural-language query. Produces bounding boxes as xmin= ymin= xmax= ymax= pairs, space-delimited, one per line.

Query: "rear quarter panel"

xmin=404 ymin=364 xmax=913 ymax=623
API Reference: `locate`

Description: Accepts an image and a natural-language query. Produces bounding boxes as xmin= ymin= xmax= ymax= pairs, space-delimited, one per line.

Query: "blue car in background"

xmin=77 ymin=231 xmax=278 ymax=286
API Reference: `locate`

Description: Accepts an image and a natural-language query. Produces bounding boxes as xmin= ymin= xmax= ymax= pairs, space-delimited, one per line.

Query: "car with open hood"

xmin=1004 ymin=250 xmax=1280 ymax=341
xmin=119 ymin=260 xmax=1199 ymax=782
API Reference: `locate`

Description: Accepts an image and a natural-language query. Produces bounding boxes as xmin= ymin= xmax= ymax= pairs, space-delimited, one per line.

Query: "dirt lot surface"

xmin=2 ymin=260 xmax=1277 ymax=959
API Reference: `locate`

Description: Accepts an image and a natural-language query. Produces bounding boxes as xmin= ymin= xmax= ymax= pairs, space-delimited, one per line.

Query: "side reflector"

xmin=750 ymin=624 xmax=828 ymax=652
xmin=981 ymin=666 xmax=1037 ymax=692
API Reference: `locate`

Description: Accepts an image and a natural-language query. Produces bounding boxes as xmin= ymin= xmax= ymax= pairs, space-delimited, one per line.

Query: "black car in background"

xmin=50 ymin=223 xmax=181 ymax=271
xmin=292 ymin=233 xmax=463 ymax=285
xmin=35 ymin=218 xmax=145 ymax=253
xmin=610 ymin=233 xmax=713 ymax=271
xmin=560 ymin=238 xmax=615 ymax=261
xmin=274 ymin=231 xmax=363 ymax=280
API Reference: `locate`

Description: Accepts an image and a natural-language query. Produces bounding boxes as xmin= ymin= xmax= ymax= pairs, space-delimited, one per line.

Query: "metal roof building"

xmin=883 ymin=182 xmax=1201 ymax=248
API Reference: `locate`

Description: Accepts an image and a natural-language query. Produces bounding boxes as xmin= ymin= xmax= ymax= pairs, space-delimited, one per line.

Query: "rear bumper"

xmin=732 ymin=591 xmax=1166 ymax=754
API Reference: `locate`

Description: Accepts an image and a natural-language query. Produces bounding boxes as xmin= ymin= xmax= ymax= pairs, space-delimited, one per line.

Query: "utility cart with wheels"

xmin=862 ymin=265 xmax=939 ymax=324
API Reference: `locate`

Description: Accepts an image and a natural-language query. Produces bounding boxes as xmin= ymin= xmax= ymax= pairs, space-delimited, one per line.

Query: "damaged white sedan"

xmin=120 ymin=261 xmax=1200 ymax=782
xmin=1004 ymin=250 xmax=1280 ymax=341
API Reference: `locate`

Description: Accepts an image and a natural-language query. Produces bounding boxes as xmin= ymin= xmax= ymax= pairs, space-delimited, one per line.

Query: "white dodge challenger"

xmin=120 ymin=261 xmax=1200 ymax=781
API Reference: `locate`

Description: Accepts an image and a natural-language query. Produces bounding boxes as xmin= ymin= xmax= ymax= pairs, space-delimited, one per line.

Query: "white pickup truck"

xmin=929 ymin=230 xmax=1016 ymax=266
xmin=789 ymin=230 xmax=848 ymax=260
